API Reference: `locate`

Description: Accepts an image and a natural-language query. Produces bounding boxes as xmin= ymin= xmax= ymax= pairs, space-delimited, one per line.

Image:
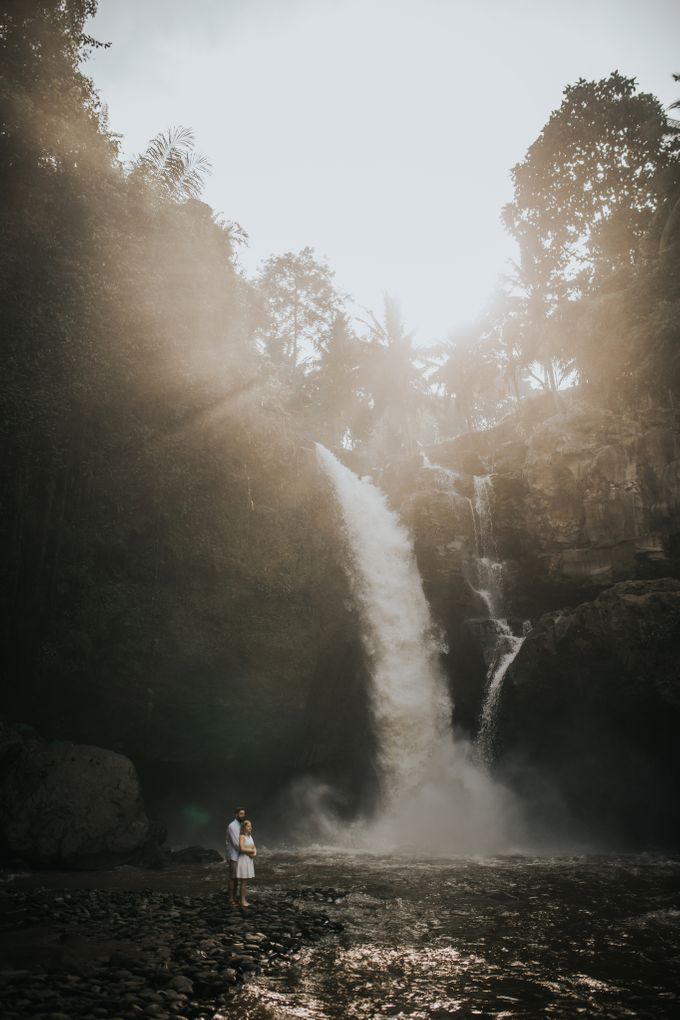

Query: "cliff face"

xmin=381 ymin=394 xmax=680 ymax=847
xmin=422 ymin=396 xmax=680 ymax=614
xmin=381 ymin=394 xmax=680 ymax=742
xmin=2 ymin=419 xmax=375 ymax=820
xmin=494 ymin=579 xmax=680 ymax=848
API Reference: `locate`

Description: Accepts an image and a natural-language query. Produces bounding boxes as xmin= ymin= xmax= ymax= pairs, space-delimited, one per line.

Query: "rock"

xmin=1 ymin=436 xmax=375 ymax=821
xmin=170 ymin=847 xmax=223 ymax=865
xmin=419 ymin=396 xmax=680 ymax=615
xmin=0 ymin=726 xmax=156 ymax=868
xmin=167 ymin=977 xmax=193 ymax=995
xmin=380 ymin=395 xmax=680 ymax=737
xmin=493 ymin=579 xmax=680 ymax=848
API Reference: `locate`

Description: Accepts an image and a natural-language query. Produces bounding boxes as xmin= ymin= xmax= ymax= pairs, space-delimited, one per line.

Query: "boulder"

xmin=170 ymin=845 xmax=223 ymax=864
xmin=493 ymin=579 xmax=680 ymax=848
xmin=0 ymin=726 xmax=156 ymax=868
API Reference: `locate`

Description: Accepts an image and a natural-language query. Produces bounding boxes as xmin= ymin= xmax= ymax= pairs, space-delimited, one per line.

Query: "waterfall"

xmin=477 ymin=621 xmax=527 ymax=761
xmin=317 ymin=444 xmax=450 ymax=804
xmin=472 ymin=475 xmax=503 ymax=617
xmin=471 ymin=474 xmax=530 ymax=763
xmin=418 ymin=462 xmax=529 ymax=762
xmin=317 ymin=445 xmax=523 ymax=854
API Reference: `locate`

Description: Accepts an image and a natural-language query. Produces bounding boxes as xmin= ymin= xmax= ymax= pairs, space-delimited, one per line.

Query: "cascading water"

xmin=471 ymin=474 xmax=530 ymax=763
xmin=317 ymin=444 xmax=523 ymax=854
xmin=316 ymin=444 xmax=450 ymax=803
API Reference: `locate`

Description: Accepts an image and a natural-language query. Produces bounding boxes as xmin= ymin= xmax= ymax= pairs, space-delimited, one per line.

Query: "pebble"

xmin=0 ymin=884 xmax=344 ymax=1019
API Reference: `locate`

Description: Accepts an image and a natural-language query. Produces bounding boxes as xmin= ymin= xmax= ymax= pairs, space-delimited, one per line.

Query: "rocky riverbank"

xmin=0 ymin=877 xmax=344 ymax=1019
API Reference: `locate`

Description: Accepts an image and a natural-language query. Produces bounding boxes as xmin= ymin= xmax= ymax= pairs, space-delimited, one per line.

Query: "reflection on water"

xmin=236 ymin=850 xmax=680 ymax=1018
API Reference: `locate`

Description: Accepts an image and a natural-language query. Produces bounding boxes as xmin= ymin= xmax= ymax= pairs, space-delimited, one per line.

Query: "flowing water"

xmin=316 ymin=445 xmax=451 ymax=803
xmin=316 ymin=447 xmax=524 ymax=855
xmin=469 ymin=476 xmax=529 ymax=764
xmin=236 ymin=849 xmax=680 ymax=1019
xmin=304 ymin=452 xmax=680 ymax=1017
xmin=417 ymin=462 xmax=528 ymax=763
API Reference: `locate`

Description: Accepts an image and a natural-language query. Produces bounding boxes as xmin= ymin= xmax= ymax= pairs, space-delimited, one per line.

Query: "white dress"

xmin=236 ymin=836 xmax=255 ymax=879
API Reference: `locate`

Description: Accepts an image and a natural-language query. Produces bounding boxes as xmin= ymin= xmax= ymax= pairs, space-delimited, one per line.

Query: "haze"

xmin=88 ymin=0 xmax=679 ymax=342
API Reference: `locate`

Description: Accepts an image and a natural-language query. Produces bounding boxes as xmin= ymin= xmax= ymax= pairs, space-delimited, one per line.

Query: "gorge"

xmin=3 ymin=390 xmax=679 ymax=861
xmin=3 ymin=7 xmax=680 ymax=1015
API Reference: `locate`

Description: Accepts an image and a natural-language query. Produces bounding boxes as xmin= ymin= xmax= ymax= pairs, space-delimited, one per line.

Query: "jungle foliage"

xmin=2 ymin=4 xmax=680 ymax=751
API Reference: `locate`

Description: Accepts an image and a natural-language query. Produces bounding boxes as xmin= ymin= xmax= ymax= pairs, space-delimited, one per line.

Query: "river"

xmin=235 ymin=849 xmax=680 ymax=1019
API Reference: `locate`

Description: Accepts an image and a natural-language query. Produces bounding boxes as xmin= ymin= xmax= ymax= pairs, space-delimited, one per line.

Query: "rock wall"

xmin=2 ymin=424 xmax=375 ymax=829
xmin=422 ymin=395 xmax=680 ymax=614
xmin=379 ymin=395 xmax=680 ymax=847
xmin=493 ymin=579 xmax=680 ymax=848
xmin=380 ymin=394 xmax=680 ymax=738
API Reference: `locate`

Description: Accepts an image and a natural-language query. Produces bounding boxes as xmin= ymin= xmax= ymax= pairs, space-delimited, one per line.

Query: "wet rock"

xmin=167 ymin=976 xmax=193 ymax=994
xmin=170 ymin=847 xmax=222 ymax=865
xmin=418 ymin=397 xmax=680 ymax=615
xmin=494 ymin=578 xmax=680 ymax=848
xmin=0 ymin=884 xmax=341 ymax=1019
xmin=287 ymin=886 xmax=349 ymax=903
xmin=0 ymin=726 xmax=159 ymax=869
xmin=382 ymin=396 xmax=680 ymax=736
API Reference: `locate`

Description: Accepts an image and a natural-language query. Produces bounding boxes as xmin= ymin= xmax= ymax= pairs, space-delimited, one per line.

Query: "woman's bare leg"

xmin=240 ymin=879 xmax=249 ymax=907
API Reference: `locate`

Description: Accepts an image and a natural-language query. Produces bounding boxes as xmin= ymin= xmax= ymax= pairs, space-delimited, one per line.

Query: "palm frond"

xmin=135 ymin=126 xmax=212 ymax=201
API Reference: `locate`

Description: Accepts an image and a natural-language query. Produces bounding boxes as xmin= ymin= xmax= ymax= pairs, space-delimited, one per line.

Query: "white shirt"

xmin=226 ymin=818 xmax=242 ymax=862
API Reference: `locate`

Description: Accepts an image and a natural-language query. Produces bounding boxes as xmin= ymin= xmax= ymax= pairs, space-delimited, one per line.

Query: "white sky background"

xmin=86 ymin=0 xmax=680 ymax=345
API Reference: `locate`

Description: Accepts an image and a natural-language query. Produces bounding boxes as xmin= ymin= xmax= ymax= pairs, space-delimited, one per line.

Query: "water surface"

xmin=236 ymin=850 xmax=680 ymax=1019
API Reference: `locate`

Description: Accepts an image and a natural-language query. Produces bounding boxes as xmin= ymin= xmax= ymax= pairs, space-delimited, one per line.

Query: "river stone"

xmin=0 ymin=728 xmax=151 ymax=867
xmin=167 ymin=976 xmax=193 ymax=994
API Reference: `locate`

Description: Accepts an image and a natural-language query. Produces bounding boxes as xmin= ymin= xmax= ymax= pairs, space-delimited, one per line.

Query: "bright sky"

xmin=87 ymin=0 xmax=680 ymax=345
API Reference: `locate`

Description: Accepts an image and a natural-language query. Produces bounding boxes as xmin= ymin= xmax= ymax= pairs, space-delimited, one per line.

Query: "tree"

xmin=302 ymin=311 xmax=370 ymax=449
xmin=504 ymin=73 xmax=678 ymax=293
xmin=501 ymin=72 xmax=680 ymax=393
xmin=131 ymin=126 xmax=211 ymax=202
xmin=432 ymin=322 xmax=506 ymax=433
xmin=358 ymin=296 xmax=430 ymax=456
xmin=254 ymin=247 xmax=343 ymax=377
xmin=657 ymin=72 xmax=680 ymax=253
xmin=0 ymin=1 xmax=113 ymax=182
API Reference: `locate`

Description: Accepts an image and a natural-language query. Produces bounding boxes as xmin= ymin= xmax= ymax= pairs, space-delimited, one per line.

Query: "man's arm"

xmin=227 ymin=821 xmax=240 ymax=852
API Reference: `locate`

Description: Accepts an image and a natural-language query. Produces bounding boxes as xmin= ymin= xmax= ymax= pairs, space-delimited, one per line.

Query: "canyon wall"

xmin=384 ymin=392 xmax=680 ymax=847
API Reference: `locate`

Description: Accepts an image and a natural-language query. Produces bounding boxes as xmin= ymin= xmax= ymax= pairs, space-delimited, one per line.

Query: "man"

xmin=226 ymin=807 xmax=246 ymax=906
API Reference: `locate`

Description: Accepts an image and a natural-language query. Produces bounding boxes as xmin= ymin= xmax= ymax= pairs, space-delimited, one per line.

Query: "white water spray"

xmin=317 ymin=445 xmax=524 ymax=854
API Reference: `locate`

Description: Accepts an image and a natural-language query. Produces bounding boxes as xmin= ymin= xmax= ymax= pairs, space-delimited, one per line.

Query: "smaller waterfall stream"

xmin=418 ymin=460 xmax=530 ymax=763
xmin=317 ymin=445 xmax=523 ymax=854
xmin=471 ymin=475 xmax=530 ymax=763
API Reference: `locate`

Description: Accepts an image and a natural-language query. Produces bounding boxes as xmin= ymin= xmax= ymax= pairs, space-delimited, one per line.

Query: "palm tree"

xmin=432 ymin=325 xmax=500 ymax=432
xmin=303 ymin=311 xmax=368 ymax=448
xmin=133 ymin=126 xmax=211 ymax=202
xmin=359 ymin=295 xmax=430 ymax=457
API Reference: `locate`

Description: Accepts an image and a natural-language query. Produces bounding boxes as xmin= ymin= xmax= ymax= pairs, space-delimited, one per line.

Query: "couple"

xmin=226 ymin=807 xmax=257 ymax=908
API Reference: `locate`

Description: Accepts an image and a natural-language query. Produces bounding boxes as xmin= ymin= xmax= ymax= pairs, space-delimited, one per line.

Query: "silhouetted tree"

xmin=502 ymin=72 xmax=680 ymax=394
xmin=255 ymin=247 xmax=343 ymax=378
xmin=302 ymin=312 xmax=371 ymax=449
xmin=504 ymin=73 xmax=677 ymax=291
xmin=432 ymin=323 xmax=506 ymax=432
xmin=359 ymin=296 xmax=431 ymax=456
xmin=131 ymin=126 xmax=212 ymax=202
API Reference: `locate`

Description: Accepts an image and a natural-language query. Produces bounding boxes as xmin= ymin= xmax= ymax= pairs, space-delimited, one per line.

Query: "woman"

xmin=237 ymin=819 xmax=256 ymax=907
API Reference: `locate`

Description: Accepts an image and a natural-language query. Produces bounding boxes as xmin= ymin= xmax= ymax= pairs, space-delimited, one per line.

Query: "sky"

xmin=86 ymin=0 xmax=680 ymax=345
